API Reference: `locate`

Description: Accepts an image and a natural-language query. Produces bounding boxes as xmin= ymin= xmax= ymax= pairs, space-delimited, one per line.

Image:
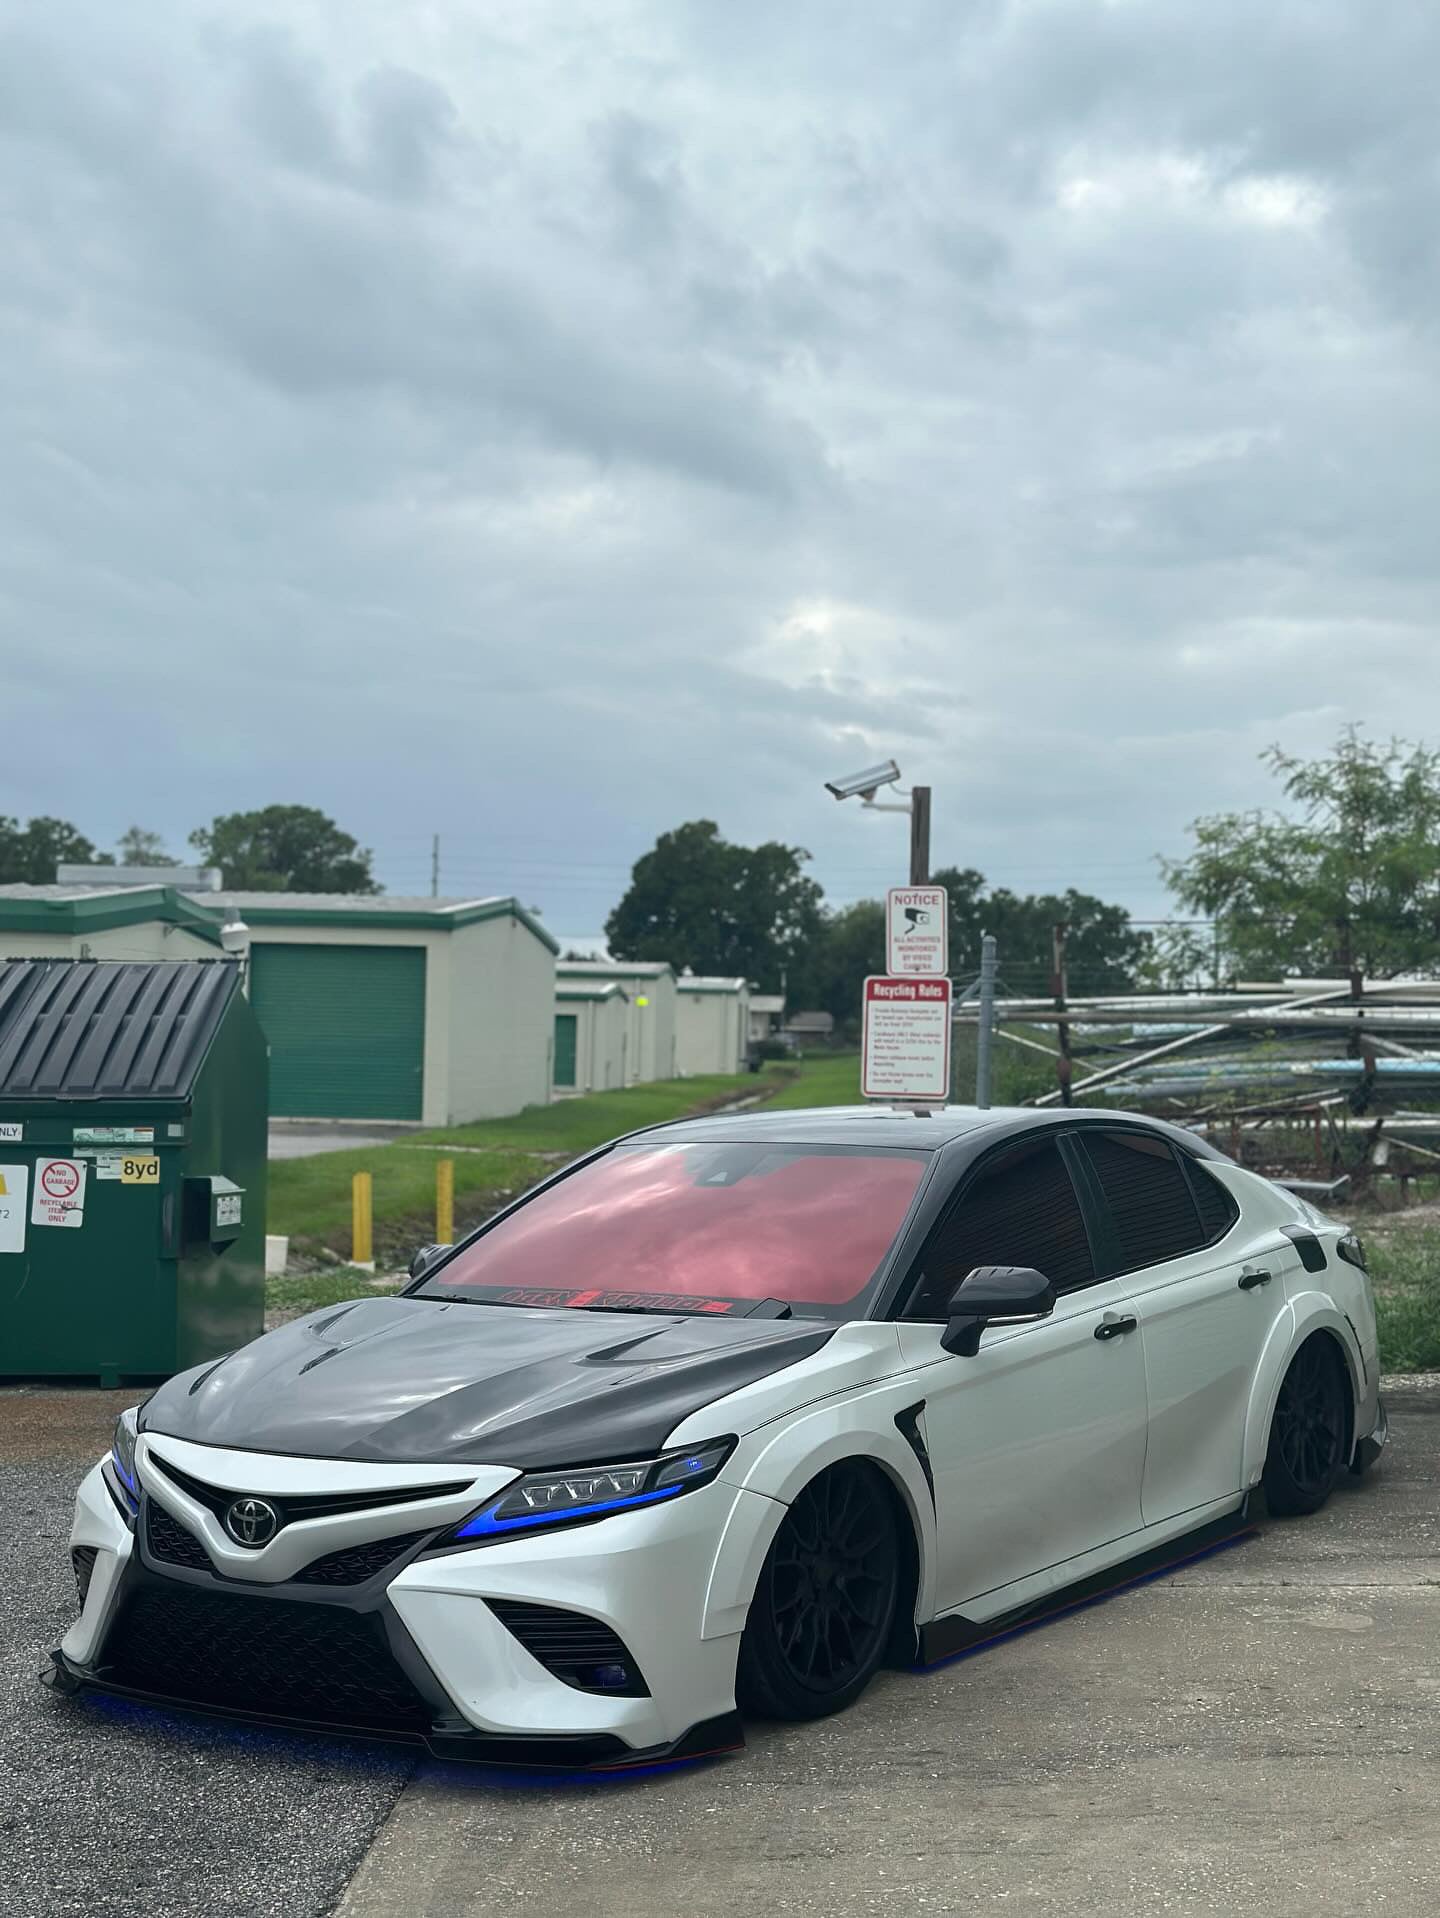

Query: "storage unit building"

xmin=0 ymin=957 xmax=266 ymax=1382
xmin=674 ymin=975 xmax=751 ymax=1076
xmin=229 ymin=895 xmax=557 ymax=1126
xmin=554 ymin=960 xmax=677 ymax=1084
xmin=553 ymin=980 xmax=629 ymax=1096
xmin=0 ymin=885 xmax=226 ymax=963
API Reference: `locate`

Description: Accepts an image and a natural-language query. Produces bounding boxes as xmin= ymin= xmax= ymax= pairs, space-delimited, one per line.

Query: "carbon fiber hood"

xmin=139 ymin=1295 xmax=834 ymax=1468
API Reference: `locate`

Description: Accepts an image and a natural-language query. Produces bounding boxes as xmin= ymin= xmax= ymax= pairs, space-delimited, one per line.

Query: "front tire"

xmin=1263 ymin=1337 xmax=1349 ymax=1516
xmin=736 ymin=1460 xmax=900 ymax=1722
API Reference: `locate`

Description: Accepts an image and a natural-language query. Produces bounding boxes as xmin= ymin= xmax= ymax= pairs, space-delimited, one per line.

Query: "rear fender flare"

xmin=1241 ymin=1296 xmax=1363 ymax=1484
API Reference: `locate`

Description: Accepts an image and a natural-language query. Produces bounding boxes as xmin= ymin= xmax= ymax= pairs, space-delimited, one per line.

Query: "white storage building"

xmin=0 ymin=883 xmax=227 ymax=962
xmin=552 ymin=979 xmax=630 ymax=1095
xmin=224 ymin=893 xmax=557 ymax=1126
xmin=674 ymin=974 xmax=751 ymax=1076
xmin=554 ymin=960 xmax=677 ymax=1084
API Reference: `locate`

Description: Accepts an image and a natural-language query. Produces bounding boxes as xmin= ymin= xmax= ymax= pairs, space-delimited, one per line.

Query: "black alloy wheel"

xmin=736 ymin=1460 xmax=901 ymax=1721
xmin=1263 ymin=1337 xmax=1349 ymax=1516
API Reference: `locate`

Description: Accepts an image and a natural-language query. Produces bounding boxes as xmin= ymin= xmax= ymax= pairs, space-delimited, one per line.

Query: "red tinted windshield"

xmin=419 ymin=1143 xmax=928 ymax=1316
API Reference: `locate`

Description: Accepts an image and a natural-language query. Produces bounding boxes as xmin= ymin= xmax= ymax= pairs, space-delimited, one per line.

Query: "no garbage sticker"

xmin=31 ymin=1157 xmax=87 ymax=1229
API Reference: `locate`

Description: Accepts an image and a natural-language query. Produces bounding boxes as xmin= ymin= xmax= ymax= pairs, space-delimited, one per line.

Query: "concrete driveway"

xmin=2 ymin=1386 xmax=1437 ymax=1918
xmin=338 ymin=1382 xmax=1440 ymax=1918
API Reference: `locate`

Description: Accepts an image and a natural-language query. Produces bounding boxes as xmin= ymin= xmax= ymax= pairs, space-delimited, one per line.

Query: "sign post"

xmin=862 ymin=977 xmax=952 ymax=1104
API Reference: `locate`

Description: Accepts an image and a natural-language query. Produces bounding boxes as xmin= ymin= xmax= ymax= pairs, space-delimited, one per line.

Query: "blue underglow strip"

xmin=457 ymin=1483 xmax=684 ymax=1539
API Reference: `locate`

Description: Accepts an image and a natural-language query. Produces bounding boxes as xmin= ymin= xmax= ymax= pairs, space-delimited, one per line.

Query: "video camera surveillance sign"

xmin=886 ymin=886 xmax=948 ymax=977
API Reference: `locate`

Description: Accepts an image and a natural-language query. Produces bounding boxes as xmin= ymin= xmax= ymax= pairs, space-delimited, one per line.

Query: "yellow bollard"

xmin=352 ymin=1171 xmax=374 ymax=1270
xmin=436 ymin=1158 xmax=455 ymax=1246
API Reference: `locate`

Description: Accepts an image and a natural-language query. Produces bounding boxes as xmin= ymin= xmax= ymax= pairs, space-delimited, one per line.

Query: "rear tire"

xmin=736 ymin=1461 xmax=900 ymax=1722
xmin=1263 ymin=1337 xmax=1349 ymax=1516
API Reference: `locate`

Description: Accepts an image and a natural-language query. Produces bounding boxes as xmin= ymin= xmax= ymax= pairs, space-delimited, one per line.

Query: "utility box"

xmin=0 ymin=958 xmax=267 ymax=1383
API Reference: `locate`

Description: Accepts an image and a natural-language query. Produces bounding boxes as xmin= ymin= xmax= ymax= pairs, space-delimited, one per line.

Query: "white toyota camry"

xmin=53 ymin=1104 xmax=1386 ymax=1769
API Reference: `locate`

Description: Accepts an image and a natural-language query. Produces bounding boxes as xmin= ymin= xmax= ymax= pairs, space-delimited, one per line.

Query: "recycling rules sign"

xmin=862 ymin=977 xmax=952 ymax=1103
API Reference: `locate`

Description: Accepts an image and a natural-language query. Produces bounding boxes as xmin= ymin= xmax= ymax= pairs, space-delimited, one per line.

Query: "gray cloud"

xmin=2 ymin=0 xmax=1439 ymax=930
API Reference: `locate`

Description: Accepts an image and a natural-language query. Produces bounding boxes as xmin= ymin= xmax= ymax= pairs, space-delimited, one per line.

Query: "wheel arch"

xmin=1241 ymin=1299 xmax=1363 ymax=1486
xmin=700 ymin=1409 xmax=935 ymax=1644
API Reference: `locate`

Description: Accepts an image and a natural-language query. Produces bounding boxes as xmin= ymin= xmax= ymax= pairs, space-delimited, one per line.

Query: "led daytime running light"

xmin=453 ymin=1438 xmax=734 ymax=1543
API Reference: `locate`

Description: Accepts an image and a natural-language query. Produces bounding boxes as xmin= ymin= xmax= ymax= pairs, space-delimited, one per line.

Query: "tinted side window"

xmin=904 ymin=1137 xmax=1095 ymax=1318
xmin=1186 ymin=1159 xmax=1240 ymax=1243
xmin=1082 ymin=1130 xmax=1204 ymax=1270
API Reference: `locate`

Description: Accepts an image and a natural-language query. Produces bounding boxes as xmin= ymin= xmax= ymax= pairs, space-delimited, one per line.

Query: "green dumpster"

xmin=0 ymin=957 xmax=267 ymax=1383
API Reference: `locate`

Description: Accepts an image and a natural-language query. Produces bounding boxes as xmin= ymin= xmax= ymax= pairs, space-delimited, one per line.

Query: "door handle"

xmin=1094 ymin=1314 xmax=1138 ymax=1341
xmin=1237 ymin=1268 xmax=1273 ymax=1292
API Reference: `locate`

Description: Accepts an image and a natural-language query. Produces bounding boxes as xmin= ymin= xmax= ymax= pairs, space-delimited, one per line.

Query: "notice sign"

xmin=0 ymin=1123 xmax=23 ymax=1143
xmin=886 ymin=887 xmax=948 ymax=976
xmin=862 ymin=976 xmax=952 ymax=1103
xmin=32 ymin=1157 xmax=87 ymax=1229
xmin=0 ymin=1165 xmax=28 ymax=1254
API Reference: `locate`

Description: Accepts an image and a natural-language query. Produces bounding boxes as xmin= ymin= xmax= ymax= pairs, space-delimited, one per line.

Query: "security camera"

xmin=824 ymin=759 xmax=902 ymax=802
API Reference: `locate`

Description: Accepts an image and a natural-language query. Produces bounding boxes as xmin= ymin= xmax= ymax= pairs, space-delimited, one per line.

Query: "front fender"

xmin=700 ymin=1381 xmax=937 ymax=1639
xmin=1241 ymin=1294 xmax=1366 ymax=1486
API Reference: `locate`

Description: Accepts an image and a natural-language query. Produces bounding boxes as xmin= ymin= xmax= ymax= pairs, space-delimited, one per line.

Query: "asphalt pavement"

xmin=3 ymin=1385 xmax=1438 ymax=1918
xmin=0 ymin=1389 xmax=415 ymax=1918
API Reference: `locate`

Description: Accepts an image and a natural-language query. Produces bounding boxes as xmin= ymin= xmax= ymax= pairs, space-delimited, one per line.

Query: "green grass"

xmin=268 ymin=1145 xmax=541 ymax=1264
xmin=1367 ymin=1224 xmax=1440 ymax=1371
xmin=410 ymin=1070 xmax=778 ymax=1154
xmin=763 ymin=1052 xmax=861 ymax=1107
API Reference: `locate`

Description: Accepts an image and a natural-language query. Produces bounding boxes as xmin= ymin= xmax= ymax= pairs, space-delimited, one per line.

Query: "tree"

xmin=0 ymin=816 xmax=110 ymax=884
xmin=115 ymin=826 xmax=174 ymax=866
xmin=605 ymin=820 xmax=824 ymax=992
xmin=189 ymin=806 xmax=380 ymax=894
xmin=934 ymin=868 xmax=1152 ymax=998
xmin=1162 ymin=729 xmax=1440 ymax=986
xmin=808 ymin=872 xmax=1149 ymax=1032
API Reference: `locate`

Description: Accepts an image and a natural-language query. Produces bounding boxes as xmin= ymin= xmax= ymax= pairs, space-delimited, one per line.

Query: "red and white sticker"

xmin=31 ymin=1157 xmax=87 ymax=1229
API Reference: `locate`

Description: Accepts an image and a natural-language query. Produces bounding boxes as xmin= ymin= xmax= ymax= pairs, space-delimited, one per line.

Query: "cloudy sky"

xmin=3 ymin=0 xmax=1439 ymax=940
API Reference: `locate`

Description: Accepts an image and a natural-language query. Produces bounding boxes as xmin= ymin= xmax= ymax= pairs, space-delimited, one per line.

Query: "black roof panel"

xmin=0 ymin=960 xmax=240 ymax=1101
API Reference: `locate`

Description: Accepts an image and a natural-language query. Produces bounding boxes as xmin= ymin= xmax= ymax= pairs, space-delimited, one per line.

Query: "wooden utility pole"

xmin=909 ymin=785 xmax=931 ymax=885
xmin=1052 ymin=921 xmax=1073 ymax=1106
xmin=430 ymin=834 xmax=440 ymax=898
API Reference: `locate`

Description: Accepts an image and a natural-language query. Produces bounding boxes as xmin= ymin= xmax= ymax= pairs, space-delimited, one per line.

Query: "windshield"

xmin=415 ymin=1141 xmax=929 ymax=1319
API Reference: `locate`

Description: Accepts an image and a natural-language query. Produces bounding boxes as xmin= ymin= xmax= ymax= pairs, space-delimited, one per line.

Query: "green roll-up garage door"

xmin=250 ymin=945 xmax=426 ymax=1120
xmin=553 ymin=1012 xmax=578 ymax=1088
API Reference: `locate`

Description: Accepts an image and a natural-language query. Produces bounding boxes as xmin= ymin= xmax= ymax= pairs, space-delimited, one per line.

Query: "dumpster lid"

xmin=0 ymin=959 xmax=241 ymax=1101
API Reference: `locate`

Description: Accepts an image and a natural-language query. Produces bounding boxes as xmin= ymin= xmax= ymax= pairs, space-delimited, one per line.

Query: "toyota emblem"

xmin=224 ymin=1496 xmax=279 ymax=1547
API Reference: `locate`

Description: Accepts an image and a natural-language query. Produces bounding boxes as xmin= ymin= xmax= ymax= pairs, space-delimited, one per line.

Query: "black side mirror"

xmin=408 ymin=1242 xmax=447 ymax=1280
xmin=941 ymin=1265 xmax=1056 ymax=1357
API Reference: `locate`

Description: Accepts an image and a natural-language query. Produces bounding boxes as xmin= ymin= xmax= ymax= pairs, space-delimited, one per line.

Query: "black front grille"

xmin=488 ymin=1599 xmax=649 ymax=1697
xmin=293 ymin=1531 xmax=430 ymax=1586
xmin=72 ymin=1547 xmax=98 ymax=1612
xmin=100 ymin=1585 xmax=432 ymax=1730
xmin=146 ymin=1501 xmax=213 ymax=1573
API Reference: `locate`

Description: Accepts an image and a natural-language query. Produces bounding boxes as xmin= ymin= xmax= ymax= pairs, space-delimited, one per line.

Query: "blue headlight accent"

xmin=456 ymin=1483 xmax=683 ymax=1540
xmin=111 ymin=1451 xmax=138 ymax=1499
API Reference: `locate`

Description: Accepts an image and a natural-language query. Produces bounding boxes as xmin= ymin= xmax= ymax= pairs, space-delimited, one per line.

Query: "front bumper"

xmin=1353 ymin=1393 xmax=1389 ymax=1474
xmin=55 ymin=1452 xmax=765 ymax=1769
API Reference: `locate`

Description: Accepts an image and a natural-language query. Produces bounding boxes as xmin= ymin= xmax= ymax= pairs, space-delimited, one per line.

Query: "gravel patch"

xmin=0 ymin=1391 xmax=413 ymax=1918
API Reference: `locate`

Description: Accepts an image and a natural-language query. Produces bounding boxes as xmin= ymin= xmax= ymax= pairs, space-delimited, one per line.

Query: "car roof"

xmin=630 ymin=1102 xmax=1222 ymax=1157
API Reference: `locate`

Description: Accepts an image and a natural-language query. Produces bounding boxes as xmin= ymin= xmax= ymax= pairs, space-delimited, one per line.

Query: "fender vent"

xmin=487 ymin=1600 xmax=649 ymax=1696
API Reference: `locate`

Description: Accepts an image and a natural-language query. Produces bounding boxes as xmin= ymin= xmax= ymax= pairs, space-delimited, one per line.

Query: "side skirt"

xmin=917 ymin=1499 xmax=1255 ymax=1668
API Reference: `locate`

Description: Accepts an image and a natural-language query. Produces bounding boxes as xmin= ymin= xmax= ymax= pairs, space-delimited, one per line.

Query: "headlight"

xmin=451 ymin=1437 xmax=735 ymax=1542
xmin=111 ymin=1407 xmax=139 ymax=1496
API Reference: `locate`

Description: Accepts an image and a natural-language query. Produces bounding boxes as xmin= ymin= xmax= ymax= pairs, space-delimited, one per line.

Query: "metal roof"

xmin=0 ymin=884 xmax=225 ymax=948
xmin=190 ymin=892 xmax=560 ymax=954
xmin=0 ymin=959 xmax=241 ymax=1101
xmin=556 ymin=981 xmax=629 ymax=1002
xmin=677 ymin=976 xmax=749 ymax=994
xmin=557 ymin=959 xmax=675 ymax=980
